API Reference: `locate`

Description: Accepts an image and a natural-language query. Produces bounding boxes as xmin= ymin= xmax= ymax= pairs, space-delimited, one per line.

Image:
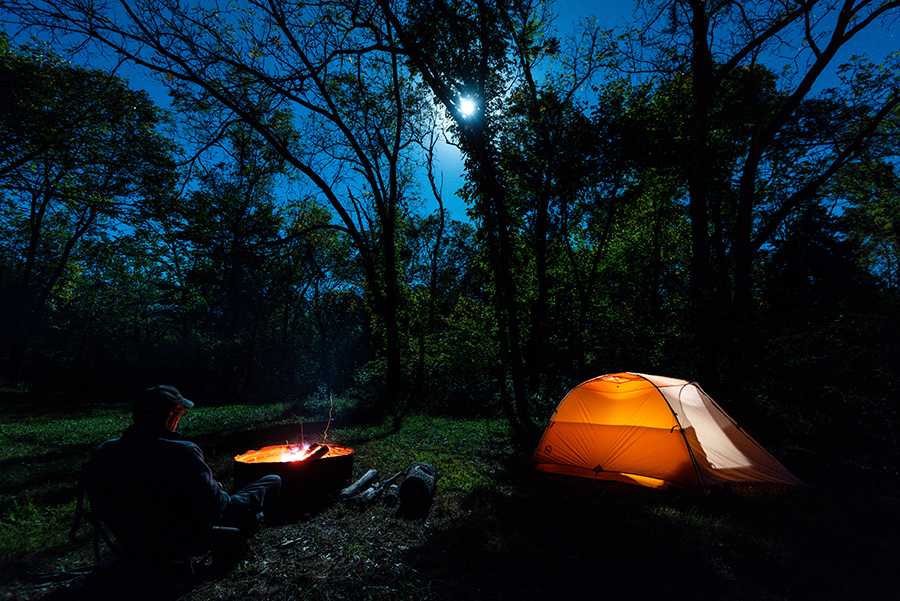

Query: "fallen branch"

xmin=340 ymin=468 xmax=378 ymax=500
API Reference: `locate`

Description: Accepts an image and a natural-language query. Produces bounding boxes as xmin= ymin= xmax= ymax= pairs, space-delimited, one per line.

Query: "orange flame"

xmin=280 ymin=444 xmax=311 ymax=462
xmin=234 ymin=443 xmax=353 ymax=465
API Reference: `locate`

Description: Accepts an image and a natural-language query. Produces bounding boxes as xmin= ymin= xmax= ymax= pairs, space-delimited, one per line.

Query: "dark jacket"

xmin=86 ymin=424 xmax=230 ymax=554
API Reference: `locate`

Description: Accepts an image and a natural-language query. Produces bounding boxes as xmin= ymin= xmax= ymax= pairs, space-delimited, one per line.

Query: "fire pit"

xmin=233 ymin=443 xmax=355 ymax=508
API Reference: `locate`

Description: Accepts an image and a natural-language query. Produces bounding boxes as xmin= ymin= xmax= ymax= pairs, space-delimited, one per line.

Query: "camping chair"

xmin=71 ymin=465 xmax=246 ymax=573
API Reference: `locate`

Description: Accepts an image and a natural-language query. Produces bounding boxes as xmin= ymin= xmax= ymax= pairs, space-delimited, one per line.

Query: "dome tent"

xmin=533 ymin=372 xmax=803 ymax=493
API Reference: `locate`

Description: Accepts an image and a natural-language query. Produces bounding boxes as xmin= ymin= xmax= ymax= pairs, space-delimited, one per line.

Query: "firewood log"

xmin=305 ymin=443 xmax=329 ymax=460
xmin=340 ymin=468 xmax=378 ymax=499
xmin=353 ymin=484 xmax=381 ymax=506
xmin=399 ymin=462 xmax=436 ymax=516
xmin=382 ymin=471 xmax=406 ymax=506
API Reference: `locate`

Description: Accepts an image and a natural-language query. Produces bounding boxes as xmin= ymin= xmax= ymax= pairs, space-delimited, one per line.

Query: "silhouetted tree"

xmin=0 ymin=36 xmax=175 ymax=382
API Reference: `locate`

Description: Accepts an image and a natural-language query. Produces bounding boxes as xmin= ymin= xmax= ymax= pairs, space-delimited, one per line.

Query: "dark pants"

xmin=220 ymin=475 xmax=281 ymax=533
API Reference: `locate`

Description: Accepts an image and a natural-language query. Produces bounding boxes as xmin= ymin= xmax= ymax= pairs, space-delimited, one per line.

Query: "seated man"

xmin=86 ymin=385 xmax=281 ymax=563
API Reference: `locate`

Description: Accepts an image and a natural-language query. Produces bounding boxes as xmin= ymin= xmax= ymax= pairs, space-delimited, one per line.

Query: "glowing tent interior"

xmin=533 ymin=372 xmax=804 ymax=493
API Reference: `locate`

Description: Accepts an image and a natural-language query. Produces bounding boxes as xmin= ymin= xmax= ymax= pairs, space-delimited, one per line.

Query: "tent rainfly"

xmin=533 ymin=372 xmax=803 ymax=493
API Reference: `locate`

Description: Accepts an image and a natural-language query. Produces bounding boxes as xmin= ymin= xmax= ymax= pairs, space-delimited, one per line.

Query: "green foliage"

xmin=339 ymin=414 xmax=512 ymax=493
xmin=0 ymin=497 xmax=75 ymax=562
xmin=2 ymin=405 xmax=899 ymax=601
xmin=412 ymin=295 xmax=499 ymax=416
xmin=0 ymin=397 xmax=288 ymax=564
xmin=836 ymin=159 xmax=900 ymax=289
xmin=752 ymin=203 xmax=899 ymax=453
xmin=0 ymin=35 xmax=176 ymax=384
xmin=0 ymin=2 xmax=898 ymax=461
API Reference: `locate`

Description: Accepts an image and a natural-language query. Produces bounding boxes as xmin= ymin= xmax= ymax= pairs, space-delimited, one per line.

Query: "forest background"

xmin=0 ymin=0 xmax=898 ymax=458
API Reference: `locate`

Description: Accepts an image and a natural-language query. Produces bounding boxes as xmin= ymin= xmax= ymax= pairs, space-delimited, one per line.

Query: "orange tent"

xmin=533 ymin=372 xmax=803 ymax=493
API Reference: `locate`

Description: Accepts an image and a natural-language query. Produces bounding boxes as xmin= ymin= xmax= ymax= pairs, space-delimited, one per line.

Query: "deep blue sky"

xmin=432 ymin=0 xmax=898 ymax=221
xmin=430 ymin=1 xmax=636 ymax=221
xmin=140 ymin=2 xmax=638 ymax=223
xmin=103 ymin=2 xmax=637 ymax=222
xmin=8 ymin=1 xmax=892 ymax=223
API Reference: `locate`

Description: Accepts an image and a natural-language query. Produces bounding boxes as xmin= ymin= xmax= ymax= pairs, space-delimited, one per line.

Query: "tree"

xmin=757 ymin=201 xmax=894 ymax=446
xmin=495 ymin=89 xmax=595 ymax=393
xmin=402 ymin=213 xmax=484 ymax=413
xmin=159 ymin=121 xmax=293 ymax=394
xmin=1 ymin=0 xmax=442 ymax=413
xmin=840 ymin=160 xmax=900 ymax=289
xmin=380 ymin=0 xmax=535 ymax=435
xmin=379 ymin=0 xmax=614 ymax=439
xmin=0 ymin=36 xmax=175 ymax=382
xmin=625 ymin=0 xmax=900 ymax=383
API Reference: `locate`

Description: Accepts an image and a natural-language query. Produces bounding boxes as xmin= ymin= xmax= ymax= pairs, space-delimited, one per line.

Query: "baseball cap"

xmin=133 ymin=385 xmax=195 ymax=416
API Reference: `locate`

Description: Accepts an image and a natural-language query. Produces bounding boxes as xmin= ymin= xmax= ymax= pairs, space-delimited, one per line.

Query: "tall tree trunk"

xmin=481 ymin=163 xmax=537 ymax=440
xmin=375 ymin=0 xmax=538 ymax=443
xmin=413 ymin=208 xmax=446 ymax=407
xmin=687 ymin=1 xmax=718 ymax=350
xmin=3 ymin=204 xmax=96 ymax=382
xmin=528 ymin=188 xmax=551 ymax=396
xmin=380 ymin=208 xmax=404 ymax=423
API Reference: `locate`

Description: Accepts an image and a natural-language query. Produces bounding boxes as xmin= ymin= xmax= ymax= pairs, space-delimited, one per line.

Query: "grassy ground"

xmin=1 ymin=395 xmax=898 ymax=600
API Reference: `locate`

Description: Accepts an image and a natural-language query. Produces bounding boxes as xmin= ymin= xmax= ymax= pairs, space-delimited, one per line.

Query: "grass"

xmin=1 ymin=396 xmax=899 ymax=600
xmin=0 ymin=397 xmax=291 ymax=566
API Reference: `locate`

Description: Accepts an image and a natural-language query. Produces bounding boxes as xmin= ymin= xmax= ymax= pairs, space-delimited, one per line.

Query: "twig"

xmin=278 ymin=537 xmax=303 ymax=548
xmin=19 ymin=566 xmax=94 ymax=589
xmin=277 ymin=539 xmax=321 ymax=560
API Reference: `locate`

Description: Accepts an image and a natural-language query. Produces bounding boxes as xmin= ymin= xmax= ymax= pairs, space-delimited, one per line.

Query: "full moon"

xmin=459 ymin=97 xmax=476 ymax=117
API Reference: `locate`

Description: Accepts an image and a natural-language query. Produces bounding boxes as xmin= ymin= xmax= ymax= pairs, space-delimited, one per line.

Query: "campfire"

xmin=234 ymin=442 xmax=338 ymax=464
xmin=233 ymin=442 xmax=355 ymax=508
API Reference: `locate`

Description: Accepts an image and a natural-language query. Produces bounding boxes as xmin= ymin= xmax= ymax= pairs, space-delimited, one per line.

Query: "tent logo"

xmin=543 ymin=445 xmax=552 ymax=455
